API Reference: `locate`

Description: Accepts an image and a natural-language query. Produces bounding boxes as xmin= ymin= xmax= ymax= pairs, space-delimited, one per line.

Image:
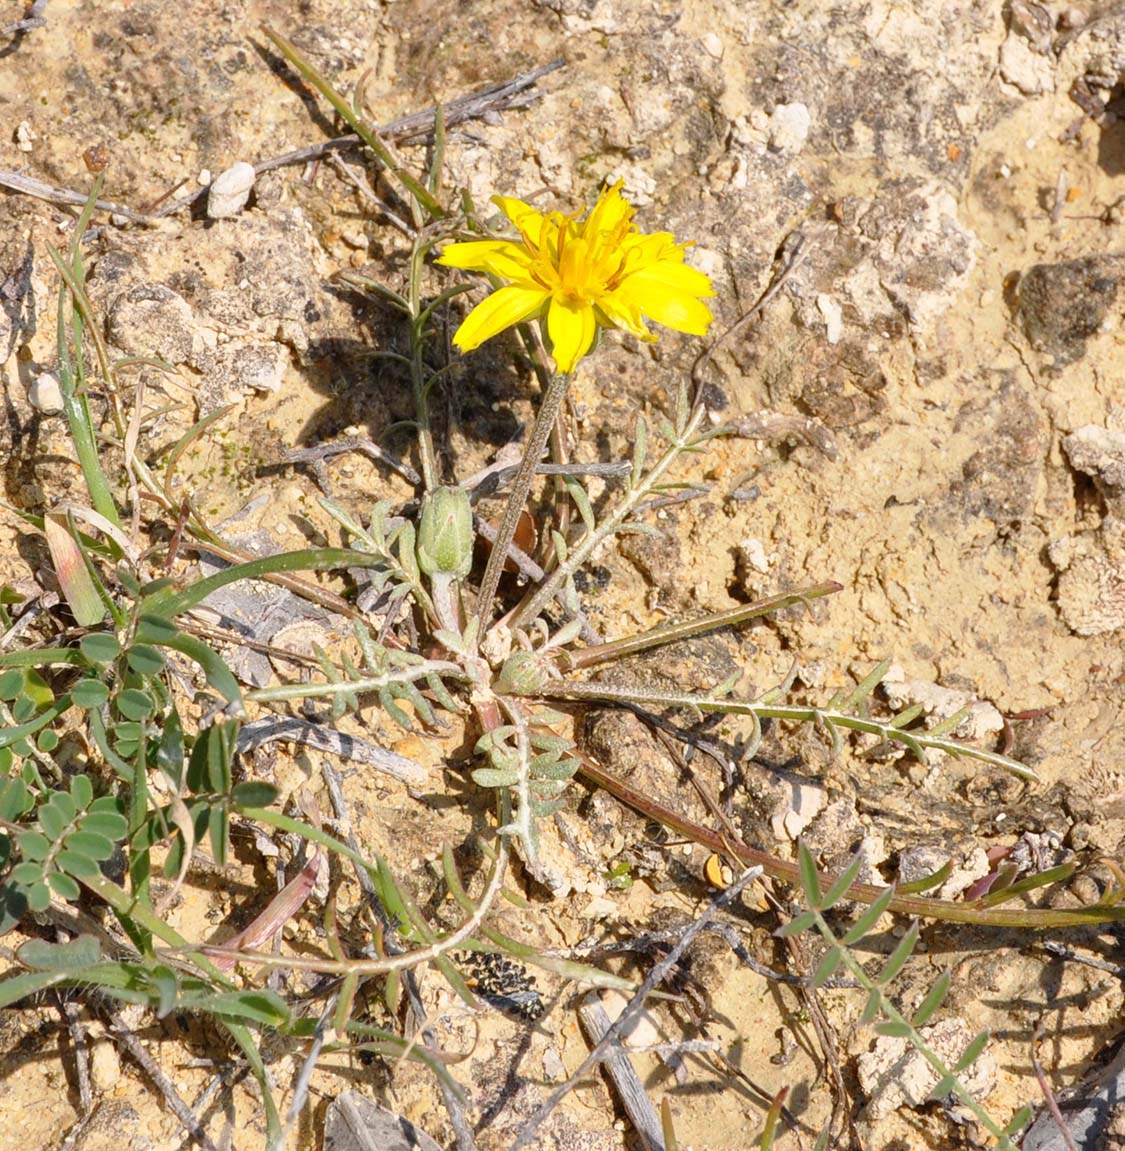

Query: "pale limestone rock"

xmin=207 ymin=161 xmax=256 ymax=219
xmin=858 ymin=1017 xmax=997 ymax=1120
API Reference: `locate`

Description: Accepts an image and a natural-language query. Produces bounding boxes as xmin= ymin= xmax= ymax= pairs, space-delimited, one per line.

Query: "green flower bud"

xmin=493 ymin=650 xmax=550 ymax=696
xmin=417 ymin=486 xmax=473 ymax=579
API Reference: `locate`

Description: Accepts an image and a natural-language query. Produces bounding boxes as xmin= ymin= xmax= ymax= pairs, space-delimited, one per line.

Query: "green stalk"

xmin=409 ymin=240 xmax=440 ymax=491
xmin=261 ymin=24 xmax=444 ymax=221
xmin=812 ymin=911 xmax=1017 ymax=1148
xmin=245 ymin=662 xmax=466 ymax=705
xmin=476 ymin=371 xmax=571 ymax=630
xmin=511 ymin=400 xmax=707 ymax=629
xmin=538 ymin=680 xmax=1037 ymax=780
xmin=561 ymin=582 xmax=843 ymax=671
xmin=52 ymin=251 xmax=122 ymax=530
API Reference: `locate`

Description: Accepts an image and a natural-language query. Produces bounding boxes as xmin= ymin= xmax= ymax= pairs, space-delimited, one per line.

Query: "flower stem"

xmin=476 ymin=371 xmax=570 ymax=631
xmin=511 ymin=401 xmax=707 ymax=630
xmin=409 ymin=242 xmax=440 ymax=492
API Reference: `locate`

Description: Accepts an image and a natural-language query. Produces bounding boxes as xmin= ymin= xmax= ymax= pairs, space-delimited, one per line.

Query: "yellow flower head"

xmin=436 ymin=182 xmax=716 ymax=374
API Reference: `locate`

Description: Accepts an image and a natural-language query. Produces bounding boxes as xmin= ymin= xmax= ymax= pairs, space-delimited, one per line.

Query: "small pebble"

xmin=768 ymin=102 xmax=811 ymax=154
xmin=28 ymin=371 xmax=64 ymax=414
xmin=207 ymin=161 xmax=256 ymax=219
xmin=89 ymin=1036 xmax=121 ymax=1092
xmin=601 ymin=990 xmax=662 ymax=1049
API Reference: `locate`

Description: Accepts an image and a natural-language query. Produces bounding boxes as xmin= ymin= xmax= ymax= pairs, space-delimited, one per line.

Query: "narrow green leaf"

xmin=156 ymin=706 xmax=185 ymax=788
xmin=927 ymin=706 xmax=969 ymax=738
xmin=860 ymin=988 xmax=882 ymax=1024
xmin=564 ymin=477 xmax=596 ymax=532
xmin=208 ymin=804 xmax=229 ymax=867
xmin=877 ymin=922 xmax=919 ymax=985
xmin=231 ymin=782 xmax=280 ymax=808
xmin=631 ymin=416 xmax=648 ymax=486
xmin=954 ymin=1028 xmax=990 ymax=1072
xmin=1003 ymin=1105 xmax=1032 ymax=1136
xmin=927 ymin=1075 xmax=958 ymax=1101
xmin=151 ymin=966 xmax=179 ymax=1018
xmin=842 ymin=659 xmax=891 ymax=711
xmin=976 ymin=863 xmax=1077 ymax=908
xmin=820 ymin=854 xmax=865 ymax=912
xmin=886 ymin=702 xmax=925 ymax=729
xmin=139 ymin=549 xmax=385 ymax=619
xmin=775 ymin=910 xmax=817 ymax=937
xmin=841 ymin=885 xmax=896 ymax=945
xmin=899 ymin=860 xmax=952 ymax=894
xmin=812 ymin=946 xmax=843 ymax=987
xmin=192 ymin=990 xmax=291 ymax=1028
xmin=797 ymin=842 xmax=822 ymax=906
xmin=0 ymin=968 xmax=70 ymax=1006
xmin=135 ymin=624 xmax=243 ymax=710
xmin=874 ymin=1020 xmax=912 ymax=1039
xmin=135 ymin=613 xmax=178 ymax=642
xmin=911 ymin=970 xmax=951 ymax=1028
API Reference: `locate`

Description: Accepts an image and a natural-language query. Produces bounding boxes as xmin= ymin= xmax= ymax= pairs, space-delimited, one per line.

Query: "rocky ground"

xmin=1 ymin=1 xmax=1124 ymax=1149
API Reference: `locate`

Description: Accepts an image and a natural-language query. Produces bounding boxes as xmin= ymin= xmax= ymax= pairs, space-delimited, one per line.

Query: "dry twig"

xmin=511 ymin=867 xmax=763 ymax=1151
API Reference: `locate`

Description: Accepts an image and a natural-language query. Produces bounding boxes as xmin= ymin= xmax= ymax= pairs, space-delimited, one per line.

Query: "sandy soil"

xmin=1 ymin=1 xmax=1124 ymax=1149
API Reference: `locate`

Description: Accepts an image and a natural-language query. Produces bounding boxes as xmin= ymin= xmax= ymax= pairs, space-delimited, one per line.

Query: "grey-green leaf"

xmin=911 ymin=970 xmax=951 ymax=1028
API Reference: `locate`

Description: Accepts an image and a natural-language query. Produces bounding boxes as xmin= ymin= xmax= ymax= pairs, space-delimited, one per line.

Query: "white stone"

xmin=604 ymin=163 xmax=656 ymax=207
xmin=207 ymin=161 xmax=256 ymax=219
xmin=858 ymin=1018 xmax=996 ymax=1120
xmin=738 ymin=537 xmax=771 ymax=574
xmin=999 ymin=34 xmax=1055 ymax=96
xmin=601 ymin=990 xmax=663 ymax=1049
xmin=28 ymin=371 xmax=64 ymax=414
xmin=701 ymin=32 xmax=723 ymax=59
xmin=89 ymin=1037 xmax=121 ymax=1092
xmin=882 ymin=666 xmax=1004 ymax=741
xmin=778 ymin=782 xmax=826 ymax=841
xmin=816 ymin=293 xmax=845 ymax=344
xmin=767 ymin=102 xmax=811 ymax=154
xmin=15 ymin=120 xmax=35 ymax=152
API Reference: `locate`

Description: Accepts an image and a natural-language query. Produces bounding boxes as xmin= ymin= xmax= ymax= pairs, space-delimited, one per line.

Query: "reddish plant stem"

xmin=575 ymin=753 xmax=1125 ymax=929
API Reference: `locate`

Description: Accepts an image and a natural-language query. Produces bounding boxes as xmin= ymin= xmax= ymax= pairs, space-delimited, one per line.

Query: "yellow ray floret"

xmin=436 ymin=182 xmax=716 ymax=373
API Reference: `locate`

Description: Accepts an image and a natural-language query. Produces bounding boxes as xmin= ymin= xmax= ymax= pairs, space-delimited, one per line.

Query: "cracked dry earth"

xmin=2 ymin=1 xmax=1125 ymax=1149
